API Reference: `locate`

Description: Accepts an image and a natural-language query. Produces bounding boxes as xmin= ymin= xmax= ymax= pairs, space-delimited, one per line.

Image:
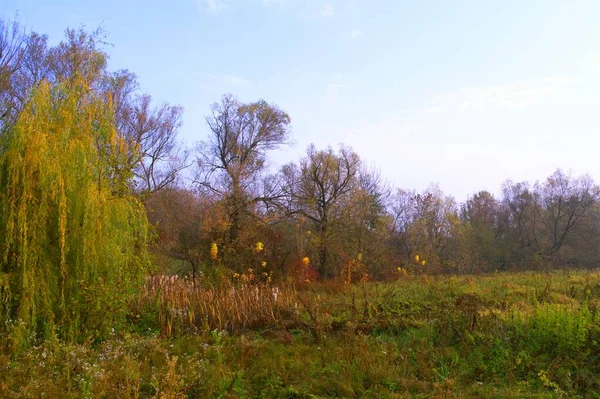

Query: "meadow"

xmin=2 ymin=269 xmax=600 ymax=398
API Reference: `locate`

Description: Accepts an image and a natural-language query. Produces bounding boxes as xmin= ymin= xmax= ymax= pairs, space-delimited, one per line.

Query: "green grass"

xmin=2 ymin=270 xmax=600 ymax=398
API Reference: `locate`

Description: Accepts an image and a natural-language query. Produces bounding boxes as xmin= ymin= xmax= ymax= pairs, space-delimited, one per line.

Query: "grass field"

xmin=2 ymin=270 xmax=600 ymax=398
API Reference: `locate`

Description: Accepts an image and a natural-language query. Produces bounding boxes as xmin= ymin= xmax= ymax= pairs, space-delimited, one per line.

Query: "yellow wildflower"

xmin=255 ymin=242 xmax=264 ymax=252
xmin=357 ymin=252 xmax=363 ymax=262
xmin=415 ymin=255 xmax=420 ymax=262
xmin=301 ymin=257 xmax=310 ymax=267
xmin=233 ymin=272 xmax=240 ymax=279
xmin=421 ymin=260 xmax=426 ymax=266
xmin=261 ymin=261 xmax=267 ymax=268
xmin=210 ymin=242 xmax=218 ymax=260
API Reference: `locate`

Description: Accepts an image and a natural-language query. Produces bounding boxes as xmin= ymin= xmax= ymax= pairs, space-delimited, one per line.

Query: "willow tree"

xmin=0 ymin=79 xmax=149 ymax=348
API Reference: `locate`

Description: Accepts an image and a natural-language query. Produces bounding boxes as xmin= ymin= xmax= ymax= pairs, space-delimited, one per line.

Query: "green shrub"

xmin=511 ymin=303 xmax=593 ymax=357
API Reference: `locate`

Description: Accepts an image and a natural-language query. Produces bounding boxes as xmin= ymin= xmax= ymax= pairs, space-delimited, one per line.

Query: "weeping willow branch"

xmin=0 ymin=78 xmax=150 ymax=350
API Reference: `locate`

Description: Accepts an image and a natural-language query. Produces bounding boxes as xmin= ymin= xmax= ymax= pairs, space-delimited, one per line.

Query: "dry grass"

xmin=133 ymin=276 xmax=301 ymax=336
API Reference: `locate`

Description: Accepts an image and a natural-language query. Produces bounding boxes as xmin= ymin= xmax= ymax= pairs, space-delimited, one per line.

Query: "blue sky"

xmin=3 ymin=0 xmax=600 ymax=200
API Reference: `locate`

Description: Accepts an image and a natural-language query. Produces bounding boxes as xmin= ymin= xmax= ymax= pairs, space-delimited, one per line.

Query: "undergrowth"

xmin=2 ymin=270 xmax=600 ymax=398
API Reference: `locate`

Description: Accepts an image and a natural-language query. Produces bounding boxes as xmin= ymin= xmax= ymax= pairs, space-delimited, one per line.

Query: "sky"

xmin=2 ymin=0 xmax=600 ymax=201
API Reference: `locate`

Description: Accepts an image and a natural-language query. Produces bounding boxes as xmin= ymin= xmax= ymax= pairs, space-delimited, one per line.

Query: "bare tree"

xmin=0 ymin=17 xmax=25 ymax=127
xmin=102 ymin=69 xmax=139 ymax=132
xmin=502 ymin=180 xmax=541 ymax=258
xmin=7 ymin=32 xmax=51 ymax=117
xmin=388 ymin=188 xmax=417 ymax=261
xmin=282 ymin=144 xmax=361 ymax=276
xmin=390 ymin=189 xmax=417 ymax=234
xmin=537 ymin=170 xmax=600 ymax=262
xmin=123 ymin=95 xmax=188 ymax=196
xmin=47 ymin=27 xmax=108 ymax=85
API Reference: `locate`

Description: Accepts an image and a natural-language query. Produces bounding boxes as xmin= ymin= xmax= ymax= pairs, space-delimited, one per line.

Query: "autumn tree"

xmin=500 ymin=180 xmax=541 ymax=267
xmin=0 ymin=79 xmax=149 ymax=347
xmin=281 ymin=145 xmax=392 ymax=279
xmin=0 ymin=19 xmax=189 ymax=348
xmin=1 ymin=21 xmax=187 ymax=197
xmin=461 ymin=191 xmax=507 ymax=271
xmin=407 ymin=186 xmax=463 ymax=272
xmin=388 ymin=188 xmax=417 ymax=264
xmin=498 ymin=171 xmax=600 ymax=269
xmin=145 ymin=188 xmax=228 ymax=280
xmin=536 ymin=170 xmax=600 ymax=264
xmin=336 ymin=166 xmax=393 ymax=280
xmin=195 ymin=94 xmax=291 ymax=266
xmin=388 ymin=185 xmax=472 ymax=273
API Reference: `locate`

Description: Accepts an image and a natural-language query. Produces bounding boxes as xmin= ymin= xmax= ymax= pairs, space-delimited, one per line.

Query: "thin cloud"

xmin=321 ymin=73 xmax=355 ymax=106
xmin=350 ymin=28 xmax=363 ymax=40
xmin=318 ymin=2 xmax=335 ymax=17
xmin=179 ymin=71 xmax=251 ymax=92
xmin=220 ymin=74 xmax=251 ymax=87
xmin=429 ymin=77 xmax=583 ymax=112
xmin=195 ymin=0 xmax=339 ymax=18
xmin=342 ymin=76 xmax=584 ymax=140
xmin=323 ymin=83 xmax=350 ymax=105
xmin=261 ymin=0 xmax=288 ymax=5
xmin=196 ymin=0 xmax=230 ymax=14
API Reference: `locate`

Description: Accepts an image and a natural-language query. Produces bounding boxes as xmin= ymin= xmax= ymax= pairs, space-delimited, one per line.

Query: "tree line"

xmin=1 ymin=18 xmax=600 ymax=343
xmin=154 ymin=125 xmax=600 ymax=281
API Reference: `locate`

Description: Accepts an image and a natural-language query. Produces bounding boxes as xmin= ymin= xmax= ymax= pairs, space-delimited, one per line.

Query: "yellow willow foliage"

xmin=0 ymin=80 xmax=150 ymax=348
